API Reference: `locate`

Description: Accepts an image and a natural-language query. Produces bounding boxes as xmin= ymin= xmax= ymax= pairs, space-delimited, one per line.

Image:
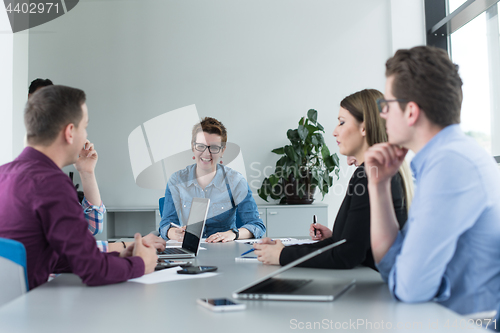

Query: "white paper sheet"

xmin=128 ymin=266 xmax=217 ymax=284
xmin=235 ymin=238 xmax=318 ymax=246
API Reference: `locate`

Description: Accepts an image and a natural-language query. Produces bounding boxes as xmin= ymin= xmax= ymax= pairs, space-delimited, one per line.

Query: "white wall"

xmin=13 ymin=0 xmax=425 ymax=228
xmin=0 ymin=8 xmax=13 ymax=165
xmin=390 ymin=0 xmax=426 ymax=52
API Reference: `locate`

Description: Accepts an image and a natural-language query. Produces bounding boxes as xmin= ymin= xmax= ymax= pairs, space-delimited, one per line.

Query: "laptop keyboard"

xmin=242 ymin=278 xmax=313 ymax=294
xmin=158 ymin=248 xmax=188 ymax=255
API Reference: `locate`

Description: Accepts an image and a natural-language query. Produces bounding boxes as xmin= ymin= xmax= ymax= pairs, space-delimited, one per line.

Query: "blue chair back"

xmin=159 ymin=197 xmax=165 ymax=217
xmin=0 ymin=238 xmax=29 ymax=307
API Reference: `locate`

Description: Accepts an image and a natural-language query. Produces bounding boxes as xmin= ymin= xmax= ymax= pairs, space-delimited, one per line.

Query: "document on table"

xmin=235 ymin=257 xmax=259 ymax=263
xmin=128 ymin=266 xmax=217 ymax=284
xmin=235 ymin=238 xmax=318 ymax=246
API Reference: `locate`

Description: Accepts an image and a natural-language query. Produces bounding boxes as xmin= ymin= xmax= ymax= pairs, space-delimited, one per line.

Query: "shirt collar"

xmin=185 ymin=164 xmax=227 ymax=190
xmin=410 ymin=124 xmax=460 ymax=179
xmin=18 ymin=146 xmax=61 ymax=170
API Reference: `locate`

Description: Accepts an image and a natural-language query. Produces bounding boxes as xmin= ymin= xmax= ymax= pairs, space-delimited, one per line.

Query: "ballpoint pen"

xmin=240 ymin=248 xmax=255 ymax=256
xmin=170 ymin=222 xmax=183 ymax=229
xmin=313 ymin=215 xmax=317 ymax=236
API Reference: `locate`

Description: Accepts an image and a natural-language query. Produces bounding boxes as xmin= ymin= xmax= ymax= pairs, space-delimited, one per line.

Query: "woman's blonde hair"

xmin=340 ymin=89 xmax=413 ymax=212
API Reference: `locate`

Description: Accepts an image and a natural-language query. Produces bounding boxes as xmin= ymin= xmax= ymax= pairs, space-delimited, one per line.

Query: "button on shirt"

xmin=376 ymin=125 xmax=500 ymax=315
xmin=159 ymin=164 xmax=265 ymax=239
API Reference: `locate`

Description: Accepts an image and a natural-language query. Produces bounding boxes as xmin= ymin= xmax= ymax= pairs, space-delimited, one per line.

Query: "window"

xmin=425 ymin=0 xmax=500 ymax=155
xmin=450 ymin=11 xmax=492 ymax=153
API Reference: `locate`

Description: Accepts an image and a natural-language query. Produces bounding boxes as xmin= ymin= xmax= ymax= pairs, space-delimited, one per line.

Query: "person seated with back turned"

xmin=254 ymin=89 xmax=413 ymax=269
xmin=159 ymin=117 xmax=265 ymax=243
xmin=365 ymin=46 xmax=500 ymax=316
xmin=0 ymin=85 xmax=158 ymax=289
xmin=27 ymin=78 xmax=165 ymax=253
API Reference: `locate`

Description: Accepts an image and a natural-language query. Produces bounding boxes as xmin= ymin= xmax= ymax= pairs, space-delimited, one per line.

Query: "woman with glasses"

xmin=254 ymin=89 xmax=413 ymax=269
xmin=159 ymin=117 xmax=265 ymax=242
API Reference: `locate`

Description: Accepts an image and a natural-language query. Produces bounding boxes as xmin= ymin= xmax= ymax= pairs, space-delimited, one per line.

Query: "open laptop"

xmin=157 ymin=198 xmax=210 ymax=259
xmin=232 ymin=239 xmax=355 ymax=301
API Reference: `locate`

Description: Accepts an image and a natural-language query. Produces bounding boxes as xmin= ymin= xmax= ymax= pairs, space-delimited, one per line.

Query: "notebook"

xmin=232 ymin=239 xmax=355 ymax=301
xmin=157 ymin=198 xmax=210 ymax=259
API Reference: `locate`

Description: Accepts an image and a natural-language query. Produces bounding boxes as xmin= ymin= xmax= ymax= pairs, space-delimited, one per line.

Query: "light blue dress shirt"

xmin=159 ymin=164 xmax=265 ymax=240
xmin=377 ymin=124 xmax=500 ymax=315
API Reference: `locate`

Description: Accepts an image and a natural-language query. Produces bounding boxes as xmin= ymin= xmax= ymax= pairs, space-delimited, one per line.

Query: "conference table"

xmin=0 ymin=241 xmax=488 ymax=332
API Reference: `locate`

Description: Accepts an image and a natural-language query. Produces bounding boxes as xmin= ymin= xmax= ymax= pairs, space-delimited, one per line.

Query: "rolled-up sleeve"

xmin=235 ymin=183 xmax=266 ymax=239
xmin=82 ymin=197 xmax=106 ymax=236
xmin=159 ymin=184 xmax=181 ymax=240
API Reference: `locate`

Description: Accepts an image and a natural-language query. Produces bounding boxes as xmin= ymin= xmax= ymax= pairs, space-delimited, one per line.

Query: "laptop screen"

xmin=182 ymin=198 xmax=209 ymax=253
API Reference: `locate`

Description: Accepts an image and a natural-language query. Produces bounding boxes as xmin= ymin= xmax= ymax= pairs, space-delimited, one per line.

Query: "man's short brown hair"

xmin=386 ymin=46 xmax=463 ymax=127
xmin=191 ymin=117 xmax=227 ymax=146
xmin=25 ymin=85 xmax=86 ymax=146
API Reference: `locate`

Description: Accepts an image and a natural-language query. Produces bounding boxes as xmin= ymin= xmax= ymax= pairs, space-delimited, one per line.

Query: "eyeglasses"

xmin=376 ymin=98 xmax=408 ymax=114
xmin=193 ymin=142 xmax=224 ymax=154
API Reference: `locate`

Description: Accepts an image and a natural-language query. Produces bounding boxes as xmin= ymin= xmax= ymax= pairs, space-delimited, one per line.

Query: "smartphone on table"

xmin=197 ymin=298 xmax=246 ymax=312
xmin=177 ymin=266 xmax=217 ymax=274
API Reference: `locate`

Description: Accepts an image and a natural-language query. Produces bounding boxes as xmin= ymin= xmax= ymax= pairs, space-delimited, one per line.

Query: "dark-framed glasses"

xmin=376 ymin=98 xmax=408 ymax=114
xmin=194 ymin=142 xmax=224 ymax=154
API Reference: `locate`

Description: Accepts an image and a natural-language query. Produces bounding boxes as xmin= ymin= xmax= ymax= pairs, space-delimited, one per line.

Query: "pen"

xmin=240 ymin=248 xmax=255 ymax=256
xmin=313 ymin=215 xmax=317 ymax=236
xmin=170 ymin=222 xmax=183 ymax=229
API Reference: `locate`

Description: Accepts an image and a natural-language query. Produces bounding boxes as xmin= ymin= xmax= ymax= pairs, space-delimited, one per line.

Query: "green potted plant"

xmin=258 ymin=109 xmax=340 ymax=204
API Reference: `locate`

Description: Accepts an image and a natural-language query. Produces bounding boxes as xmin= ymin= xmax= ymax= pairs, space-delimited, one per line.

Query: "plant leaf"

xmin=270 ymin=184 xmax=283 ymax=200
xmin=321 ymin=145 xmax=331 ymax=161
xmin=285 ymin=145 xmax=298 ymax=162
xmin=332 ymin=153 xmax=340 ymax=167
xmin=287 ymin=129 xmax=300 ymax=142
xmin=298 ymin=116 xmax=306 ymax=126
xmin=258 ymin=178 xmax=271 ymax=202
xmin=307 ymin=109 xmax=318 ymax=123
xmin=305 ymin=124 xmax=318 ymax=135
xmin=315 ymin=133 xmax=325 ymax=146
xmin=297 ymin=125 xmax=308 ymax=141
xmin=271 ymin=147 xmax=285 ymax=155
xmin=269 ymin=174 xmax=279 ymax=187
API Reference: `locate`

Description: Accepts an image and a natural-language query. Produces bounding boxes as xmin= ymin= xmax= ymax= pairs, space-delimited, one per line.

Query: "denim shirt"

xmin=376 ymin=124 xmax=500 ymax=315
xmin=159 ymin=164 xmax=265 ymax=239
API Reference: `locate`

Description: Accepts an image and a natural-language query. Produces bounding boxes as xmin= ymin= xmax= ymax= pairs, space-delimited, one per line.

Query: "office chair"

xmin=0 ymin=238 xmax=29 ymax=307
xmin=158 ymin=196 xmax=243 ymax=228
xmin=159 ymin=197 xmax=165 ymax=217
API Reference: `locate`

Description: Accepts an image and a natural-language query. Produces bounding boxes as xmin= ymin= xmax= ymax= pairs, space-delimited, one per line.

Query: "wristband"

xmin=121 ymin=241 xmax=126 ymax=249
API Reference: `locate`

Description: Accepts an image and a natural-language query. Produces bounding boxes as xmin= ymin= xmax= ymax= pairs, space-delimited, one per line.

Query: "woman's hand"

xmin=253 ymin=238 xmax=284 ymax=265
xmin=206 ymin=230 xmax=236 ymax=243
xmin=309 ymin=223 xmax=331 ymax=241
xmin=167 ymin=225 xmax=186 ymax=241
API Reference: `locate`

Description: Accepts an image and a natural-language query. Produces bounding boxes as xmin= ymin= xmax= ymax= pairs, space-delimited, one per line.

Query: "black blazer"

xmin=279 ymin=164 xmax=407 ymax=270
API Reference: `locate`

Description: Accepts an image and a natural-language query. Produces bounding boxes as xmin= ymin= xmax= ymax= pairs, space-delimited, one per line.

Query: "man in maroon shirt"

xmin=0 ymin=85 xmax=158 ymax=289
